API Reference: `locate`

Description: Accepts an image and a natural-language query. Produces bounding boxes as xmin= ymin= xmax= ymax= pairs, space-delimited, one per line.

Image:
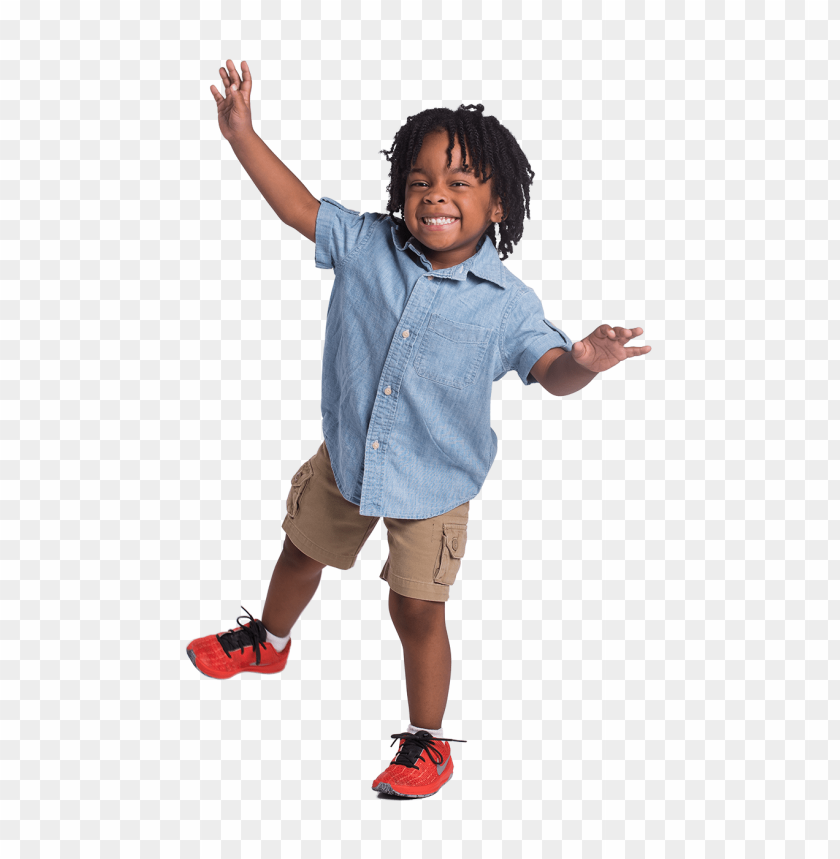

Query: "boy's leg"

xmin=261 ymin=534 xmax=327 ymax=639
xmin=268 ymin=438 xmax=378 ymax=639
xmin=380 ymin=503 xmax=468 ymax=730
xmin=388 ymin=590 xmax=449 ymax=730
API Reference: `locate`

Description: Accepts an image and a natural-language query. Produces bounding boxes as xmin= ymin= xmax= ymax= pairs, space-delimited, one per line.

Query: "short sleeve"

xmin=314 ymin=196 xmax=376 ymax=272
xmin=502 ymin=286 xmax=573 ymax=385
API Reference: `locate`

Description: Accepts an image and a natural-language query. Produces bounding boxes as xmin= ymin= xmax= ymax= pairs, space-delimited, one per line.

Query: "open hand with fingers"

xmin=210 ymin=59 xmax=255 ymax=142
xmin=570 ymin=325 xmax=652 ymax=374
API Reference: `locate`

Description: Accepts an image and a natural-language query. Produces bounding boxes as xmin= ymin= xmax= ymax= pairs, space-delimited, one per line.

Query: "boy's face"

xmin=403 ymin=129 xmax=505 ymax=271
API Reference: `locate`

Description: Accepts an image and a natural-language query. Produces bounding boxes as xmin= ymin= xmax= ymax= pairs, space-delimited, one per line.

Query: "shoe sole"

xmin=373 ymin=769 xmax=453 ymax=799
xmin=185 ymin=648 xmax=287 ymax=679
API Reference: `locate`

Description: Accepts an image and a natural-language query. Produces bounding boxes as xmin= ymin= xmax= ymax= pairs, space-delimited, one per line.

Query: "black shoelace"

xmin=388 ymin=731 xmax=467 ymax=770
xmin=216 ymin=606 xmax=269 ymax=665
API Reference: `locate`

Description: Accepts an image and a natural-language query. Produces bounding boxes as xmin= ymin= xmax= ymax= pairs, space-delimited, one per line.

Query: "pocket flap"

xmin=291 ymin=460 xmax=314 ymax=487
xmin=443 ymin=523 xmax=467 ymax=558
xmin=428 ymin=313 xmax=489 ymax=344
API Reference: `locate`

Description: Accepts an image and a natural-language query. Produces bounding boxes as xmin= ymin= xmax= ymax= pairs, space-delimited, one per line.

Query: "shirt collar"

xmin=390 ymin=218 xmax=506 ymax=288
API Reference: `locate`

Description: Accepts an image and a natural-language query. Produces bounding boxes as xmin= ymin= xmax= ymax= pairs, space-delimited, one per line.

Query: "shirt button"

xmin=372 ymin=441 xmax=379 ymax=450
xmin=427 ymin=275 xmax=433 ymax=280
xmin=384 ymin=387 xmax=391 ymax=395
xmin=453 ymin=538 xmax=458 ymax=550
xmin=402 ymin=330 xmax=410 ymax=338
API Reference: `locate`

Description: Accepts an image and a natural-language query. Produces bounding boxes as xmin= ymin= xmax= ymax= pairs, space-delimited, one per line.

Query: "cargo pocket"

xmin=433 ymin=523 xmax=467 ymax=586
xmin=286 ymin=460 xmax=314 ymax=520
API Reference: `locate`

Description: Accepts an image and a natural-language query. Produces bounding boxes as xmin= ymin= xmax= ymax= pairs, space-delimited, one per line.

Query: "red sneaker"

xmin=372 ymin=731 xmax=467 ymax=798
xmin=186 ymin=607 xmax=291 ymax=679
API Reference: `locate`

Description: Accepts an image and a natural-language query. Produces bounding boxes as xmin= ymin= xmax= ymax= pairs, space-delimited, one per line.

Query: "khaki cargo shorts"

xmin=281 ymin=439 xmax=469 ymax=603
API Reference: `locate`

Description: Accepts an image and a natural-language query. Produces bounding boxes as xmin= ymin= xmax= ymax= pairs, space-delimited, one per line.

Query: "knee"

xmin=389 ymin=589 xmax=445 ymax=630
xmin=282 ymin=534 xmax=325 ymax=574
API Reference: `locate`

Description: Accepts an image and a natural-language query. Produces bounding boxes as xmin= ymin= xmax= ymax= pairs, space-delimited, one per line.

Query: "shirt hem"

xmin=314 ymin=197 xmax=337 ymax=269
xmin=323 ymin=429 xmax=479 ymax=520
xmin=363 ymin=492 xmax=477 ymax=520
xmin=322 ymin=430 xmax=361 ymax=507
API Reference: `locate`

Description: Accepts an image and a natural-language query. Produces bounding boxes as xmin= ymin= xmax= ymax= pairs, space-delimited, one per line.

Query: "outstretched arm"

xmin=211 ymin=60 xmax=320 ymax=243
xmin=541 ymin=325 xmax=651 ymax=396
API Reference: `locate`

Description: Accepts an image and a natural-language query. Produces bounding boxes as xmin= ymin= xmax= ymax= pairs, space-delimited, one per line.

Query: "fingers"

xmin=216 ymin=60 xmax=252 ymax=101
xmin=226 ymin=59 xmax=242 ymax=88
xmin=211 ymin=60 xmax=251 ymax=106
xmin=210 ymin=79 xmax=231 ymax=104
xmin=239 ymin=60 xmax=253 ymax=96
xmin=591 ymin=325 xmax=648 ymax=346
xmin=218 ymin=60 xmax=242 ymax=93
xmin=610 ymin=326 xmax=644 ymax=341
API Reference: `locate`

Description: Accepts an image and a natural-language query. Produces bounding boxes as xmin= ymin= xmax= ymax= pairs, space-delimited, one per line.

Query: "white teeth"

xmin=423 ymin=217 xmax=457 ymax=225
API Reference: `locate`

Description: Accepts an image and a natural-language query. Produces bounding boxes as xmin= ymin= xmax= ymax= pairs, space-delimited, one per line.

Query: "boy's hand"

xmin=210 ymin=60 xmax=255 ymax=142
xmin=570 ymin=325 xmax=651 ymax=374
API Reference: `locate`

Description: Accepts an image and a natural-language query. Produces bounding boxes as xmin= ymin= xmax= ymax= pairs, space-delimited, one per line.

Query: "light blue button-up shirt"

xmin=314 ymin=196 xmax=573 ymax=519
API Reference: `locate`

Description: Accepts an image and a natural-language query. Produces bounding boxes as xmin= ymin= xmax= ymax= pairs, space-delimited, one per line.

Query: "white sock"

xmin=263 ymin=627 xmax=290 ymax=651
xmin=407 ymin=723 xmax=444 ymax=739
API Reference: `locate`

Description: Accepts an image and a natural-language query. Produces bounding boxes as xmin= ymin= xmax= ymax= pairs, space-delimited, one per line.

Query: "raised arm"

xmin=211 ymin=60 xmax=320 ymax=244
xmin=229 ymin=132 xmax=320 ymax=243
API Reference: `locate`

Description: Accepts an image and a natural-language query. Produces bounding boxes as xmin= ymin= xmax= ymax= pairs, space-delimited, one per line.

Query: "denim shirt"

xmin=315 ymin=196 xmax=573 ymax=519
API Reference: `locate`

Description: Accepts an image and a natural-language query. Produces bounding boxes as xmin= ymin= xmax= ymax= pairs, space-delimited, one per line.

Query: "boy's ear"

xmin=490 ymin=191 xmax=505 ymax=223
xmin=497 ymin=190 xmax=507 ymax=221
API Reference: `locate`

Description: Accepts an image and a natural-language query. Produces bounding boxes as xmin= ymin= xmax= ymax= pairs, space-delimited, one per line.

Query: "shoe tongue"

xmin=224 ymin=618 xmax=266 ymax=648
xmin=247 ymin=618 xmax=267 ymax=643
xmin=395 ymin=737 xmax=425 ymax=766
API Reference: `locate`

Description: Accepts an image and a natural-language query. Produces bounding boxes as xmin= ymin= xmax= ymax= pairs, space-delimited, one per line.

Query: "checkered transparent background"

xmin=1 ymin=1 xmax=837 ymax=857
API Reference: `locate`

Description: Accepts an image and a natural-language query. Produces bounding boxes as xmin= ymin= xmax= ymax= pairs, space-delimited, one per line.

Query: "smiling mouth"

xmin=420 ymin=217 xmax=459 ymax=229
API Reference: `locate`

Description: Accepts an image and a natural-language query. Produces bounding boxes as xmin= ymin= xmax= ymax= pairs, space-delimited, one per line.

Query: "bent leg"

xmin=261 ymin=534 xmax=326 ymax=639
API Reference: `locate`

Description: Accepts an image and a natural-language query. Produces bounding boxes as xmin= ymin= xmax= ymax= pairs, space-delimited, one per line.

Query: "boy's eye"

xmin=411 ymin=182 xmax=468 ymax=187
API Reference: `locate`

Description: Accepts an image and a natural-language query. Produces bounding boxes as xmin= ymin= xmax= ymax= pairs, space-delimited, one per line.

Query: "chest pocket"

xmin=413 ymin=313 xmax=492 ymax=390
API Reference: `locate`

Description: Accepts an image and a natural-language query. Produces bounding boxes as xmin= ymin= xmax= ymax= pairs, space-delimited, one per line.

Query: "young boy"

xmin=187 ymin=60 xmax=652 ymax=799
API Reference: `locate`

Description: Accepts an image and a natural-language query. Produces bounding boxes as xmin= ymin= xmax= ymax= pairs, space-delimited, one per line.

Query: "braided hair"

xmin=379 ymin=104 xmax=535 ymax=262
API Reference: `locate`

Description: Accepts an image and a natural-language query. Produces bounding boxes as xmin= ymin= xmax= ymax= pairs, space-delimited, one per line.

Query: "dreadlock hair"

xmin=378 ymin=104 xmax=536 ymax=262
